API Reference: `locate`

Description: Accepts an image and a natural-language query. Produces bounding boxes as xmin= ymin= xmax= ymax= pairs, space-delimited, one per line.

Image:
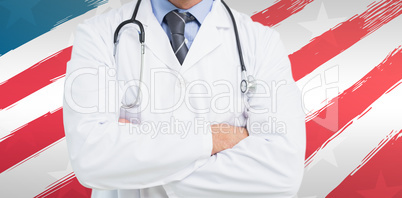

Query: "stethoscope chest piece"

xmin=240 ymin=79 xmax=248 ymax=94
xmin=240 ymin=75 xmax=256 ymax=94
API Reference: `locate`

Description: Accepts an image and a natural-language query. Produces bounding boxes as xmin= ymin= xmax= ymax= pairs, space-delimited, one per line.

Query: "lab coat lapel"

xmin=137 ymin=0 xmax=182 ymax=71
xmin=181 ymin=0 xmax=231 ymax=72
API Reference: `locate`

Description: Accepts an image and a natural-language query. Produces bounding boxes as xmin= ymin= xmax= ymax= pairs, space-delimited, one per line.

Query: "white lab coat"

xmin=63 ymin=0 xmax=306 ymax=197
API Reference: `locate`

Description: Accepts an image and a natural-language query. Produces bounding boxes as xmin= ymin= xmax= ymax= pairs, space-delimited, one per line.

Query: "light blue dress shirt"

xmin=150 ymin=0 xmax=214 ymax=49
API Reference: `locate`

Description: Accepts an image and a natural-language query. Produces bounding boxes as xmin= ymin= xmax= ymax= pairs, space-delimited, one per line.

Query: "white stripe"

xmin=172 ymin=11 xmax=186 ymax=24
xmin=0 ymin=78 xmax=64 ymax=139
xmin=298 ymin=80 xmax=402 ymax=197
xmin=296 ymin=13 xmax=402 ymax=196
xmin=349 ymin=129 xmax=399 ymax=176
xmin=296 ymin=14 xmax=402 ymax=116
xmin=0 ymin=139 xmax=71 ymax=198
xmin=175 ymin=40 xmax=186 ymax=54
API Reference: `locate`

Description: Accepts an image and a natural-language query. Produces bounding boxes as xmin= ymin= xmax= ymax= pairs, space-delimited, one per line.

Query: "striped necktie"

xmin=165 ymin=10 xmax=195 ymax=65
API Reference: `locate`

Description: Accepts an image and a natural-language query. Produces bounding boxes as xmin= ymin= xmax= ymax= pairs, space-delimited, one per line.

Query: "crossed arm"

xmin=158 ymin=29 xmax=305 ymax=197
xmin=120 ymin=118 xmax=249 ymax=155
xmin=64 ymin=21 xmax=305 ymax=197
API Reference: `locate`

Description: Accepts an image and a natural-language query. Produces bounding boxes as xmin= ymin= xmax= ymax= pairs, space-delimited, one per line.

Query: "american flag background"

xmin=1 ymin=0 xmax=402 ymax=197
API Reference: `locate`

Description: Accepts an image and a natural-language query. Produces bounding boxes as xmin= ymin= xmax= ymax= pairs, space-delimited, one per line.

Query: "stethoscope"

xmin=115 ymin=0 xmax=256 ymax=109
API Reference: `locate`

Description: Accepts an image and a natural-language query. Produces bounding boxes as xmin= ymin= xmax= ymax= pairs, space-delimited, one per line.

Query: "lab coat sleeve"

xmin=163 ymin=28 xmax=306 ymax=197
xmin=63 ymin=21 xmax=213 ymax=190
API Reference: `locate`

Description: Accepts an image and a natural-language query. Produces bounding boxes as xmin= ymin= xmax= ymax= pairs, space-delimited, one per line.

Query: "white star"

xmin=0 ymin=0 xmax=41 ymax=27
xmin=48 ymin=161 xmax=73 ymax=179
xmin=321 ymin=148 xmax=338 ymax=167
xmin=320 ymin=133 xmax=349 ymax=168
xmin=299 ymin=3 xmax=346 ymax=40
xmin=307 ymin=133 xmax=347 ymax=170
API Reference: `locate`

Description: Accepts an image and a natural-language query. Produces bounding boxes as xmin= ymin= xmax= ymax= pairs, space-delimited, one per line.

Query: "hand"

xmin=210 ymin=124 xmax=249 ymax=155
xmin=119 ymin=119 xmax=130 ymax=123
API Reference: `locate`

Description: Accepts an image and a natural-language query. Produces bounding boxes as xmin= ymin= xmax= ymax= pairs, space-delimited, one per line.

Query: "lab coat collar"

xmin=136 ymin=0 xmax=182 ymax=71
xmin=208 ymin=0 xmax=232 ymax=29
xmin=181 ymin=0 xmax=231 ymax=72
xmin=135 ymin=0 xmax=231 ymax=72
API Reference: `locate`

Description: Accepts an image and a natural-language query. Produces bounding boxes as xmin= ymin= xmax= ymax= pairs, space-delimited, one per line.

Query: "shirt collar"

xmin=150 ymin=0 xmax=214 ymax=25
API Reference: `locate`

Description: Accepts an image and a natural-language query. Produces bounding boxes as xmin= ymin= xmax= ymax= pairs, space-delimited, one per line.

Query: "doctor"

xmin=63 ymin=0 xmax=306 ymax=197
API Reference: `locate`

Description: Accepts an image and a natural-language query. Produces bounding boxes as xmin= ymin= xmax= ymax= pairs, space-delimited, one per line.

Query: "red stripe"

xmin=35 ymin=173 xmax=91 ymax=198
xmin=0 ymin=47 xmax=71 ymax=110
xmin=327 ymin=130 xmax=402 ymax=197
xmin=290 ymin=0 xmax=402 ymax=81
xmin=0 ymin=109 xmax=64 ymax=173
xmin=305 ymin=47 xmax=402 ymax=158
xmin=251 ymin=0 xmax=314 ymax=27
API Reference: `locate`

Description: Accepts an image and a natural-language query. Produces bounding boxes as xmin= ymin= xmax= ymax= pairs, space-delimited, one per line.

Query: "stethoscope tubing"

xmin=115 ymin=0 xmax=254 ymax=109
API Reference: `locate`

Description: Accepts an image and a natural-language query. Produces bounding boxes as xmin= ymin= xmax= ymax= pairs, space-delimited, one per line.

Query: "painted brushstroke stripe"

xmin=277 ymin=0 xmax=381 ymax=54
xmin=305 ymin=47 xmax=402 ymax=158
xmin=296 ymin=12 xmax=402 ymax=117
xmin=326 ymin=130 xmax=402 ymax=198
xmin=289 ymin=0 xmax=402 ymax=81
xmin=0 ymin=78 xmax=64 ymax=138
xmin=0 ymin=109 xmax=63 ymax=174
xmin=298 ymin=81 xmax=402 ymax=197
xmin=34 ymin=173 xmax=91 ymax=198
xmin=0 ymin=138 xmax=71 ymax=198
xmin=0 ymin=47 xmax=71 ymax=110
xmin=251 ymin=0 xmax=315 ymax=27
